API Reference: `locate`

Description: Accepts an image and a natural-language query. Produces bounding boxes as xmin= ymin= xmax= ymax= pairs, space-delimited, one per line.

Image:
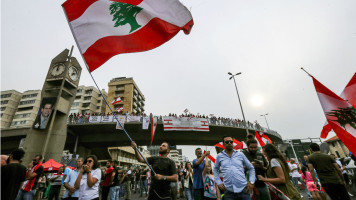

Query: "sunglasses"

xmin=224 ymin=140 xmax=233 ymax=144
xmin=87 ymin=160 xmax=93 ymax=163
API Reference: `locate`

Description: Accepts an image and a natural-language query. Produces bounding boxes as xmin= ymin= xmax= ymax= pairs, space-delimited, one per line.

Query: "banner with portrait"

xmin=127 ymin=115 xmax=141 ymax=123
xmin=142 ymin=117 xmax=150 ymax=130
xmin=33 ymin=97 xmax=57 ymax=130
xmin=115 ymin=115 xmax=126 ymax=130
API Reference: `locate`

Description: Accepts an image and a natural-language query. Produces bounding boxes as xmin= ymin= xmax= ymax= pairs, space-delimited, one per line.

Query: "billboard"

xmin=33 ymin=97 xmax=57 ymax=130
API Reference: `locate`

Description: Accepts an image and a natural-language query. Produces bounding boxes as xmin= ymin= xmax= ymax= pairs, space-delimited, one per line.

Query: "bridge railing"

xmin=67 ymin=115 xmax=281 ymax=139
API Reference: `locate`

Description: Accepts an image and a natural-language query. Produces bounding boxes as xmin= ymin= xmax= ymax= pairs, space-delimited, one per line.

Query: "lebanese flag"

xmin=116 ymin=107 xmax=124 ymax=113
xmin=111 ymin=96 xmax=121 ymax=105
xmin=320 ymin=73 xmax=356 ymax=138
xmin=214 ymin=142 xmax=225 ymax=149
xmin=150 ymin=117 xmax=158 ymax=145
xmin=262 ymin=134 xmax=272 ymax=144
xmin=312 ymin=77 xmax=356 ymax=154
xmin=233 ymin=138 xmax=244 ymax=150
xmin=62 ymin=0 xmax=194 ymax=72
xmin=204 ymin=150 xmax=216 ymax=163
xmin=255 ymin=131 xmax=266 ymax=147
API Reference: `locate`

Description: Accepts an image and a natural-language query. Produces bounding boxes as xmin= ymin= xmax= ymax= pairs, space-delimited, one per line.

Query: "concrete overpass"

xmin=1 ymin=122 xmax=283 ymax=159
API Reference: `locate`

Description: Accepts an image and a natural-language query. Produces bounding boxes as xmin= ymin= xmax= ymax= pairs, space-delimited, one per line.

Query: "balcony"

xmin=133 ymin=102 xmax=138 ymax=108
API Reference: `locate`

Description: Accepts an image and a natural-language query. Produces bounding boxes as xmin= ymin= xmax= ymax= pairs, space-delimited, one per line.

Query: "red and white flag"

xmin=320 ymin=73 xmax=356 ymax=138
xmin=116 ymin=107 xmax=124 ymax=113
xmin=214 ymin=142 xmax=225 ymax=149
xmin=262 ymin=134 xmax=272 ymax=144
xmin=204 ymin=150 xmax=216 ymax=163
xmin=111 ymin=96 xmax=122 ymax=105
xmin=312 ymin=77 xmax=356 ymax=154
xmin=62 ymin=0 xmax=194 ymax=72
xmin=150 ymin=116 xmax=158 ymax=145
xmin=255 ymin=131 xmax=266 ymax=147
xmin=233 ymin=138 xmax=244 ymax=150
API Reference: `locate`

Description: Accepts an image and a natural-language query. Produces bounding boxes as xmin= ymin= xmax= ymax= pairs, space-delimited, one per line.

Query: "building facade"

xmin=1 ymin=90 xmax=22 ymax=128
xmin=106 ymin=77 xmax=145 ymax=115
xmin=70 ymin=85 xmax=108 ymax=115
xmin=10 ymin=90 xmax=42 ymax=128
xmin=325 ymin=135 xmax=349 ymax=158
xmin=108 ymin=146 xmax=151 ymax=167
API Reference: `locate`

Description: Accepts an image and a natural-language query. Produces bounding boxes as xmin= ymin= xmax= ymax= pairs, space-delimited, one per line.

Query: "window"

xmin=14 ymin=113 xmax=31 ymax=119
xmin=19 ymin=100 xmax=36 ymax=105
xmin=85 ymin=90 xmax=93 ymax=95
xmin=71 ymin=102 xmax=80 ymax=107
xmin=75 ymin=96 xmax=81 ymax=99
xmin=22 ymin=93 xmax=38 ymax=99
xmin=84 ymin=97 xmax=91 ymax=100
xmin=1 ymin=93 xmax=12 ymax=98
xmin=11 ymin=120 xmax=29 ymax=126
xmin=1 ymin=107 xmax=6 ymax=111
xmin=332 ymin=142 xmax=335 ymax=147
xmin=96 ymin=106 xmax=101 ymax=109
xmin=77 ymin=89 xmax=83 ymax=93
xmin=1 ymin=100 xmax=9 ymax=104
xmin=97 ymin=100 xmax=101 ymax=103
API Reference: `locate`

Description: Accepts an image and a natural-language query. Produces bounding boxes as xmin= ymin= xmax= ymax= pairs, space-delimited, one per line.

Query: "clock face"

xmin=68 ymin=66 xmax=79 ymax=82
xmin=50 ymin=63 xmax=65 ymax=76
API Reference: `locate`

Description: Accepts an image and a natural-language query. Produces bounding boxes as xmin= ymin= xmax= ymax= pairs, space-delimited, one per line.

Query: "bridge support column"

xmin=76 ymin=145 xmax=92 ymax=159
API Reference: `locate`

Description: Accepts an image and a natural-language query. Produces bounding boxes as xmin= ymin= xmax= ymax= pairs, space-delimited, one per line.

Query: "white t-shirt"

xmin=336 ymin=160 xmax=346 ymax=174
xmin=289 ymin=163 xmax=301 ymax=178
xmin=79 ymin=168 xmax=101 ymax=200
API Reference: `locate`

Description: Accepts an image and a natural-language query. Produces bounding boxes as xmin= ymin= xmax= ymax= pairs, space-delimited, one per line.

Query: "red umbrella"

xmin=42 ymin=159 xmax=63 ymax=172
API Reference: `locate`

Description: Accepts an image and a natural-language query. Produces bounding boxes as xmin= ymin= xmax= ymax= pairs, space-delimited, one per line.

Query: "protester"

xmin=179 ymin=163 xmax=184 ymax=198
xmin=109 ymin=160 xmax=120 ymax=200
xmin=257 ymin=144 xmax=301 ymax=200
xmin=74 ymin=155 xmax=101 ymax=200
xmin=139 ymin=165 xmax=148 ymax=197
xmin=213 ymin=136 xmax=255 ymax=200
xmin=1 ymin=149 xmax=26 ymax=200
xmin=132 ymin=141 xmax=177 ymax=200
xmin=290 ymin=158 xmax=311 ymax=198
xmin=331 ymin=154 xmax=354 ymax=197
xmin=102 ymin=160 xmax=114 ymax=200
xmin=308 ymin=143 xmax=350 ymax=200
xmin=242 ymin=139 xmax=271 ymax=200
xmin=302 ymin=155 xmax=309 ymax=169
xmin=183 ymin=162 xmax=194 ymax=200
xmin=300 ymin=166 xmax=324 ymax=200
xmin=16 ymin=154 xmax=44 ymax=200
xmin=48 ymin=166 xmax=64 ymax=200
xmin=124 ymin=167 xmax=132 ymax=200
xmin=1 ymin=154 xmax=9 ymax=166
xmin=63 ymin=157 xmax=83 ymax=200
xmin=193 ymin=147 xmax=210 ymax=200
xmin=203 ymin=157 xmax=220 ymax=200
xmin=63 ymin=164 xmax=72 ymax=185
xmin=133 ymin=168 xmax=140 ymax=193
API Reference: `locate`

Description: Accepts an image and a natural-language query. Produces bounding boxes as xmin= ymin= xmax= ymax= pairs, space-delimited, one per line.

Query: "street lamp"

xmin=228 ymin=72 xmax=249 ymax=136
xmin=260 ymin=113 xmax=270 ymax=132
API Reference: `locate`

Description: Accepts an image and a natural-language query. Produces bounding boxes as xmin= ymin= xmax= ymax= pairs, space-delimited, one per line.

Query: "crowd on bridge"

xmin=2 ymin=132 xmax=355 ymax=200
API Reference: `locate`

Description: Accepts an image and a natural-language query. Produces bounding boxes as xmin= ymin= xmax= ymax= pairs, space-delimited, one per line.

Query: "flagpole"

xmin=62 ymin=7 xmax=156 ymax=175
xmin=301 ymin=67 xmax=313 ymax=77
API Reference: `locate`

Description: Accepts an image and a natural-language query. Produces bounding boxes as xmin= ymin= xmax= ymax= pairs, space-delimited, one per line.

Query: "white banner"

xmin=89 ymin=116 xmax=101 ymax=123
xmin=116 ymin=115 xmax=126 ymax=130
xmin=162 ymin=117 xmax=209 ymax=131
xmin=142 ymin=117 xmax=150 ymax=130
xmin=127 ymin=116 xmax=141 ymax=123
xmin=101 ymin=115 xmax=113 ymax=123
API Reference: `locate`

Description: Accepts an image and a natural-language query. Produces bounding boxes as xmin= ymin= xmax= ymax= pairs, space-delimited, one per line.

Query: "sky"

xmin=1 ymin=0 xmax=356 ymax=161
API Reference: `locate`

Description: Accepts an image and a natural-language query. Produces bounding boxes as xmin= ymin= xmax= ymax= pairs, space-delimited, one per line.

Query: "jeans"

xmin=184 ymin=184 xmax=194 ymax=200
xmin=140 ymin=179 xmax=148 ymax=197
xmin=255 ymin=185 xmax=271 ymax=200
xmin=109 ymin=186 xmax=120 ymax=200
xmin=292 ymin=177 xmax=311 ymax=196
xmin=223 ymin=189 xmax=251 ymax=200
xmin=16 ymin=189 xmax=37 ymax=200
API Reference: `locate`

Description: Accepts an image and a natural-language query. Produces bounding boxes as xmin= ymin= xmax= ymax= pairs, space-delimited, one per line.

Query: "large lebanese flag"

xmin=320 ymin=73 xmax=356 ymax=138
xmin=313 ymin=77 xmax=356 ymax=154
xmin=62 ymin=0 xmax=194 ymax=72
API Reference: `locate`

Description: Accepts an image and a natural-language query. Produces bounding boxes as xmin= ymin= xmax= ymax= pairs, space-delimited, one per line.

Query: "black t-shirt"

xmin=1 ymin=163 xmax=27 ymax=200
xmin=111 ymin=167 xmax=120 ymax=186
xmin=243 ymin=150 xmax=268 ymax=187
xmin=140 ymin=169 xmax=148 ymax=181
xmin=135 ymin=171 xmax=140 ymax=181
xmin=32 ymin=165 xmax=44 ymax=189
xmin=147 ymin=156 xmax=177 ymax=197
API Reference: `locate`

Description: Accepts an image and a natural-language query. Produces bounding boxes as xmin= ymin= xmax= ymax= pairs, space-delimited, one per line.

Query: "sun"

xmin=251 ymin=95 xmax=264 ymax=107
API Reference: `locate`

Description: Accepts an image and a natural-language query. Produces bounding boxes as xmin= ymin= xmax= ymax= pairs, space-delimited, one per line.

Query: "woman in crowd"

xmin=301 ymin=166 xmax=326 ymax=200
xmin=183 ymin=162 xmax=194 ymax=200
xmin=202 ymin=157 xmax=220 ymax=200
xmin=257 ymin=144 xmax=301 ymax=200
xmin=75 ymin=155 xmax=101 ymax=200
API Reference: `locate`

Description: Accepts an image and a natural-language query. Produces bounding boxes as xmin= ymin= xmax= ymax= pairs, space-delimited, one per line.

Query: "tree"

xmin=327 ymin=106 xmax=356 ymax=130
xmin=110 ymin=2 xmax=143 ymax=33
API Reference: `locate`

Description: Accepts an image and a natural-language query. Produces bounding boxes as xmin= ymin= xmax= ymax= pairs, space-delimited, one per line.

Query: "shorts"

xmin=306 ymin=182 xmax=319 ymax=192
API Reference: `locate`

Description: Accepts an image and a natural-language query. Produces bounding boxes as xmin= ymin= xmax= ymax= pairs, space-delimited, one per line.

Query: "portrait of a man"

xmin=33 ymin=98 xmax=56 ymax=129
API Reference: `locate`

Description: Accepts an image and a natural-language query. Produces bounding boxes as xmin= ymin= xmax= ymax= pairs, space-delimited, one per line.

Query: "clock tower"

xmin=22 ymin=47 xmax=82 ymax=164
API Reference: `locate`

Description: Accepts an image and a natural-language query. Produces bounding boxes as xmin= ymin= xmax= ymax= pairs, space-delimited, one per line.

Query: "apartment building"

xmin=107 ymin=77 xmax=145 ymax=115
xmin=1 ymin=90 xmax=22 ymax=128
xmin=108 ymin=146 xmax=151 ymax=167
xmin=70 ymin=85 xmax=108 ymax=115
xmin=10 ymin=90 xmax=42 ymax=128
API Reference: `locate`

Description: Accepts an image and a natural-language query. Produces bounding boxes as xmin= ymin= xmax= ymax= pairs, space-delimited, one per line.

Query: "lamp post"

xmin=260 ymin=113 xmax=270 ymax=132
xmin=228 ymin=72 xmax=249 ymax=136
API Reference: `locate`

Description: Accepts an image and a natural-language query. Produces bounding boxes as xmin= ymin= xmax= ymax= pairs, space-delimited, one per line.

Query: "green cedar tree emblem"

xmin=326 ymin=106 xmax=356 ymax=130
xmin=109 ymin=2 xmax=143 ymax=33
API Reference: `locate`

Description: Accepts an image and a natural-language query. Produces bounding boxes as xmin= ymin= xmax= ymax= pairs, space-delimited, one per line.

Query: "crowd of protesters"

xmin=2 ymin=134 xmax=355 ymax=200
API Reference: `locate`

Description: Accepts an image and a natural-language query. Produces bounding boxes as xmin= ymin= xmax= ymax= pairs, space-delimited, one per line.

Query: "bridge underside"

xmin=1 ymin=123 xmax=282 ymax=157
